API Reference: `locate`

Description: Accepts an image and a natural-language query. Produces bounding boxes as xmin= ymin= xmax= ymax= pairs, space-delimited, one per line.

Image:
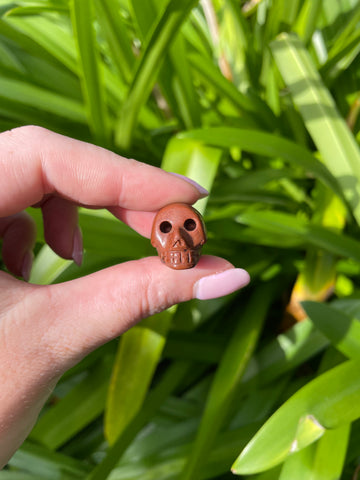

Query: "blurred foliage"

xmin=2 ymin=0 xmax=360 ymax=478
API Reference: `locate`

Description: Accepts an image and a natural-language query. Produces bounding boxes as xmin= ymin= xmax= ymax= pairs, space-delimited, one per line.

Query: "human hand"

xmin=0 ymin=126 xmax=250 ymax=467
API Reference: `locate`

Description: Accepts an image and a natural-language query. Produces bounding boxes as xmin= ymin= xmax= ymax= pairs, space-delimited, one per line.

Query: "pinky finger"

xmin=0 ymin=213 xmax=36 ymax=280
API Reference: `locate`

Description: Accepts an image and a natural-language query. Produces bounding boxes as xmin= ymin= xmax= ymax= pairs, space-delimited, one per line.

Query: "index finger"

xmin=0 ymin=126 xmax=207 ymax=217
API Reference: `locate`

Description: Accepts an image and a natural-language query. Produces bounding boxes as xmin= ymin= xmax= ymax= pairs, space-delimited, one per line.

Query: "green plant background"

xmin=2 ymin=0 xmax=360 ymax=478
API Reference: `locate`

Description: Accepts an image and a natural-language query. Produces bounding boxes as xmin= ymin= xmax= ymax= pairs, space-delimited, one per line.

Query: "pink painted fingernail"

xmin=169 ymin=173 xmax=209 ymax=198
xmin=194 ymin=269 xmax=250 ymax=300
xmin=22 ymin=251 xmax=34 ymax=282
xmin=72 ymin=226 xmax=83 ymax=267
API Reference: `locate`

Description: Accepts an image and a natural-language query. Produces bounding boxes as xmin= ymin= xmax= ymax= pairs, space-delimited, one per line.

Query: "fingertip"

xmin=72 ymin=226 xmax=83 ymax=267
xmin=41 ymin=197 xmax=79 ymax=260
xmin=167 ymin=173 xmax=209 ymax=199
xmin=21 ymin=250 xmax=34 ymax=282
xmin=0 ymin=213 xmax=36 ymax=279
xmin=193 ymin=268 xmax=250 ymax=300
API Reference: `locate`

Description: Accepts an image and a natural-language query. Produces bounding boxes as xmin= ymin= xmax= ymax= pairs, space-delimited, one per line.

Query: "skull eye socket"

xmin=184 ymin=218 xmax=196 ymax=231
xmin=160 ymin=221 xmax=172 ymax=233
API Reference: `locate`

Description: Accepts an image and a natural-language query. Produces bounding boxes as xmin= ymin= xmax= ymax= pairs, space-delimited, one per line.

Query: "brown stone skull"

xmin=151 ymin=203 xmax=207 ymax=269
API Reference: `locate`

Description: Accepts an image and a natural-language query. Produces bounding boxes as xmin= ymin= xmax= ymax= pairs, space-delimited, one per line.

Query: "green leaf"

xmin=243 ymin=318 xmax=329 ymax=389
xmin=0 ymin=17 xmax=65 ymax=67
xmin=162 ymin=137 xmax=222 ymax=213
xmin=30 ymin=360 xmax=110 ymax=450
xmin=293 ymin=0 xmax=322 ymax=44
xmin=115 ymin=0 xmax=200 ymax=150
xmin=105 ymin=309 xmax=174 ymax=444
xmin=8 ymin=441 xmax=89 ymax=479
xmin=70 ymin=0 xmax=110 ymax=144
xmin=167 ymin=35 xmax=202 ymax=129
xmin=5 ymin=5 xmax=68 ymax=16
xmin=302 ymin=301 xmax=360 ymax=360
xmin=30 ymin=245 xmax=73 ymax=285
xmin=5 ymin=15 xmax=78 ymax=72
xmin=178 ymin=127 xmax=344 ymax=201
xmin=322 ymin=2 xmax=360 ymax=67
xmin=279 ymin=424 xmax=350 ymax=480
xmin=232 ymin=359 xmax=360 ymax=475
xmin=180 ymin=284 xmax=275 ymax=480
xmin=0 ymin=75 xmax=85 ymax=122
xmin=78 ymin=209 xmax=150 ymax=257
xmin=87 ymin=362 xmax=191 ymax=480
xmin=271 ymin=33 xmax=360 ymax=224
xmin=188 ymin=53 xmax=276 ymax=129
xmin=0 ymin=474 xmax=39 ymax=480
xmin=128 ymin=0 xmax=157 ymax=38
xmin=236 ymin=210 xmax=360 ymax=263
xmin=94 ymin=0 xmax=134 ymax=83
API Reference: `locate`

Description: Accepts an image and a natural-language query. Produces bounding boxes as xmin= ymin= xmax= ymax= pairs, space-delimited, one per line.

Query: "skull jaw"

xmin=158 ymin=248 xmax=201 ymax=270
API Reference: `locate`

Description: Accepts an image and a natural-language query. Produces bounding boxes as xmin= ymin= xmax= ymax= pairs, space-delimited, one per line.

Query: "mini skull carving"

xmin=151 ymin=203 xmax=207 ymax=269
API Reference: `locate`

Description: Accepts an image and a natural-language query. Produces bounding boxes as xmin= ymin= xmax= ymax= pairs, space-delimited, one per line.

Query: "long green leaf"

xmin=94 ymin=0 xmax=134 ymax=83
xmin=109 ymin=424 xmax=260 ymax=480
xmin=167 ymin=35 xmax=201 ymax=129
xmin=293 ymin=0 xmax=322 ymax=44
xmin=178 ymin=127 xmax=344 ymax=202
xmin=188 ymin=53 xmax=276 ymax=129
xmin=243 ymin=318 xmax=328 ymax=389
xmin=115 ymin=0 xmax=200 ymax=150
xmin=162 ymin=137 xmax=222 ymax=213
xmin=236 ymin=210 xmax=360 ymax=263
xmin=6 ymin=15 xmax=78 ymax=72
xmin=271 ymin=33 xmax=360 ymax=224
xmin=30 ymin=245 xmax=73 ymax=285
xmin=180 ymin=284 xmax=275 ymax=480
xmin=8 ymin=441 xmax=89 ymax=479
xmin=87 ymin=362 xmax=191 ymax=480
xmin=232 ymin=359 xmax=360 ymax=474
xmin=0 ymin=76 xmax=85 ymax=122
xmin=0 ymin=17 xmax=65 ymax=67
xmin=303 ymin=301 xmax=360 ymax=360
xmin=30 ymin=361 xmax=110 ymax=450
xmin=279 ymin=424 xmax=350 ymax=480
xmin=70 ymin=0 xmax=109 ymax=144
xmin=105 ymin=309 xmax=174 ymax=444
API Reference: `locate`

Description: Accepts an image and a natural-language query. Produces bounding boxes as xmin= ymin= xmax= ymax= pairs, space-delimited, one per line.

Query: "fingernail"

xmin=72 ymin=226 xmax=83 ymax=267
xmin=22 ymin=251 xmax=34 ymax=282
xmin=194 ymin=268 xmax=250 ymax=300
xmin=169 ymin=173 xmax=209 ymax=198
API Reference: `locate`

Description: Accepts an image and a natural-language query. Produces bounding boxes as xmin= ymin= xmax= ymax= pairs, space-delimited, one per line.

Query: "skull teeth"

xmin=161 ymin=250 xmax=200 ymax=267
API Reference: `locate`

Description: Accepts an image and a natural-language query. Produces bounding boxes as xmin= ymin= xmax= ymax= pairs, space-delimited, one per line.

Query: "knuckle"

xmin=12 ymin=125 xmax=49 ymax=139
xmin=130 ymin=265 xmax=170 ymax=320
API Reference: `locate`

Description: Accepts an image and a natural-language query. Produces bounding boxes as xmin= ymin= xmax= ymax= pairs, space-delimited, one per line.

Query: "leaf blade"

xmin=232 ymin=359 xmax=360 ymax=474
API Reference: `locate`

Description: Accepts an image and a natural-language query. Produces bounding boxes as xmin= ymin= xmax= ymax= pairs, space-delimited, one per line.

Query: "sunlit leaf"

xmin=105 ymin=309 xmax=174 ymax=444
xmin=232 ymin=359 xmax=360 ymax=474
xmin=303 ymin=301 xmax=360 ymax=360
xmin=271 ymin=33 xmax=360 ymax=224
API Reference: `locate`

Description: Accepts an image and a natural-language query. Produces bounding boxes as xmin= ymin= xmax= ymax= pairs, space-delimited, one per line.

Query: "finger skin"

xmin=41 ymin=196 xmax=78 ymax=259
xmin=0 ymin=126 xmax=205 ymax=217
xmin=0 ymin=255 xmax=248 ymax=466
xmin=108 ymin=206 xmax=156 ymax=238
xmin=0 ymin=213 xmax=36 ymax=277
xmin=42 ymin=256 xmax=235 ymax=365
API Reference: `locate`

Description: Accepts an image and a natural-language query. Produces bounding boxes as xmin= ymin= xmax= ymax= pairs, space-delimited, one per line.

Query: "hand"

xmin=0 ymin=126 xmax=250 ymax=467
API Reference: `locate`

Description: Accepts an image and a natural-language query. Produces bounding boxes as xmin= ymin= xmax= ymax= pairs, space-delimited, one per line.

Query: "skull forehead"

xmin=154 ymin=203 xmax=199 ymax=224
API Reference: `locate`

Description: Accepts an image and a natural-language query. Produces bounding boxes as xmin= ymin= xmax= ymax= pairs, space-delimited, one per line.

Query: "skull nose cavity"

xmin=172 ymin=235 xmax=186 ymax=248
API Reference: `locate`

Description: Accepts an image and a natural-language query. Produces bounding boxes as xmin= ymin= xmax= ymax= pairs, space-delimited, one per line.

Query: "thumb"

xmin=37 ymin=256 xmax=250 ymax=372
